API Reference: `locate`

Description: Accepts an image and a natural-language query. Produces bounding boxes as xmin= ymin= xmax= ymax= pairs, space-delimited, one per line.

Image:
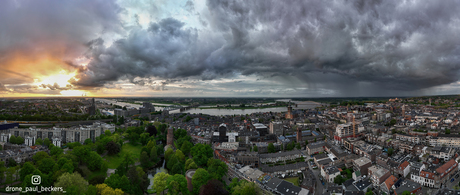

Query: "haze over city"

xmin=1 ymin=0 xmax=460 ymax=97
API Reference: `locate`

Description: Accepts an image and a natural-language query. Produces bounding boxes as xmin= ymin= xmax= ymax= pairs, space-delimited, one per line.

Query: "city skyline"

xmin=1 ymin=0 xmax=460 ymax=97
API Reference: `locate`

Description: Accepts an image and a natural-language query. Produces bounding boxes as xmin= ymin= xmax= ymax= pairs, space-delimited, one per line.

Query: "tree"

xmin=167 ymin=174 xmax=189 ymax=195
xmin=35 ymin=138 xmax=43 ymax=146
xmin=365 ymin=191 xmax=373 ymax=195
xmin=199 ymin=179 xmax=229 ymax=195
xmin=314 ymin=138 xmax=317 ymax=142
xmin=5 ymin=167 xmax=15 ymax=184
xmin=16 ymin=136 xmax=24 ymax=144
xmin=38 ymin=158 xmax=56 ymax=174
xmin=139 ymin=133 xmax=150 ymax=145
xmin=33 ymin=151 xmax=50 ymax=163
xmin=104 ymin=174 xmax=132 ymax=194
xmin=140 ymin=151 xmax=152 ymax=168
xmin=20 ymin=162 xmax=35 ymax=181
xmin=115 ymin=153 xmax=135 ymax=176
xmin=181 ymin=140 xmax=193 ymax=155
xmin=207 ymin=159 xmax=228 ymax=180
xmin=146 ymin=125 xmax=158 ymax=136
xmin=267 ymin=143 xmax=275 ymax=153
xmin=153 ymin=172 xmax=170 ymax=195
xmin=446 ymin=129 xmax=451 ymax=134
xmin=84 ymin=138 xmax=93 ymax=145
xmin=334 ymin=175 xmax=346 ymax=185
xmin=104 ymin=130 xmax=112 ymax=137
xmin=190 ymin=144 xmax=213 ymax=167
xmin=53 ymin=172 xmax=88 ymax=194
xmin=232 ymin=181 xmax=262 ymax=195
xmin=50 ymin=145 xmax=63 ymax=156
xmin=106 ymin=141 xmax=121 ymax=155
xmin=44 ymin=138 xmax=51 ymax=147
xmin=296 ymin=143 xmax=301 ymax=150
xmin=165 ymin=147 xmax=174 ymax=161
xmin=192 ymin=168 xmax=210 ymax=195
xmin=7 ymin=158 xmax=17 ymax=167
xmin=305 ymin=140 xmax=309 ymax=145
xmin=9 ymin=135 xmax=16 ymax=144
xmin=0 ymin=161 xmax=5 ymax=183
xmin=96 ymin=184 xmax=124 ymax=195
xmin=253 ymin=145 xmax=258 ymax=152
xmin=388 ymin=148 xmax=394 ymax=156
xmin=176 ymin=150 xmax=186 ymax=162
xmin=86 ymin=152 xmax=103 ymax=171
xmin=401 ymin=191 xmax=412 ymax=195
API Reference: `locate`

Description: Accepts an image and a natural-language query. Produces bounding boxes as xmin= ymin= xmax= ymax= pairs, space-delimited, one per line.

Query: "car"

xmin=451 ymin=178 xmax=455 ymax=182
xmin=456 ymin=175 xmax=459 ymax=178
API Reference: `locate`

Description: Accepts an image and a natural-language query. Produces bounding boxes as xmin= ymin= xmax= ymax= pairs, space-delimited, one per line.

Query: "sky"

xmin=1 ymin=0 xmax=460 ymax=98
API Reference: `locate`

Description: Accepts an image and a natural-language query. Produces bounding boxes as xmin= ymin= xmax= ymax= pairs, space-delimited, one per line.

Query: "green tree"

xmin=5 ymin=167 xmax=15 ymax=184
xmin=296 ymin=143 xmax=301 ymax=150
xmin=167 ymin=174 xmax=188 ymax=195
xmin=50 ymin=145 xmax=64 ymax=156
xmin=52 ymin=172 xmax=88 ymax=195
xmin=0 ymin=161 xmax=5 ymax=183
xmin=334 ymin=175 xmax=345 ymax=185
xmin=191 ymin=143 xmax=213 ymax=167
xmin=207 ymin=159 xmax=228 ymax=180
xmin=139 ymin=133 xmax=150 ymax=145
xmin=106 ymin=141 xmax=120 ymax=155
xmin=305 ymin=140 xmax=309 ymax=145
xmin=153 ymin=172 xmax=170 ymax=195
xmin=314 ymin=138 xmax=317 ymax=142
xmin=33 ymin=151 xmax=50 ymax=163
xmin=192 ymin=168 xmax=209 ymax=195
xmin=401 ymin=191 xmax=411 ymax=195
xmin=9 ymin=135 xmax=16 ymax=144
xmin=165 ymin=147 xmax=174 ymax=160
xmin=44 ymin=138 xmax=51 ymax=147
xmin=232 ymin=180 xmax=262 ymax=195
xmin=180 ymin=140 xmax=193 ymax=155
xmin=388 ymin=148 xmax=394 ymax=156
xmin=20 ymin=162 xmax=35 ymax=181
xmin=7 ymin=158 xmax=17 ymax=167
xmin=140 ymin=151 xmax=152 ymax=168
xmin=176 ymin=150 xmax=186 ymax=162
xmin=253 ymin=145 xmax=258 ymax=152
xmin=84 ymin=138 xmax=93 ymax=145
xmin=38 ymin=158 xmax=56 ymax=174
xmin=267 ymin=143 xmax=275 ymax=153
xmin=446 ymin=129 xmax=451 ymax=134
xmin=35 ymin=138 xmax=43 ymax=146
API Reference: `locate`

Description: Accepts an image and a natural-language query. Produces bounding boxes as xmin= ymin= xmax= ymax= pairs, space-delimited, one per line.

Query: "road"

xmin=444 ymin=171 xmax=460 ymax=189
xmin=305 ymin=154 xmax=324 ymax=195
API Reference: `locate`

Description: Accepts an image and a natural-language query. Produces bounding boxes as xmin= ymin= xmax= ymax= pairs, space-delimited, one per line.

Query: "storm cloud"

xmin=71 ymin=0 xmax=460 ymax=94
xmin=1 ymin=0 xmax=460 ymax=96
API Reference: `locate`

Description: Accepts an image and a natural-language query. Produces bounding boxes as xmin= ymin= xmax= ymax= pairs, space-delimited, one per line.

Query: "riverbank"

xmin=199 ymin=105 xmax=286 ymax=110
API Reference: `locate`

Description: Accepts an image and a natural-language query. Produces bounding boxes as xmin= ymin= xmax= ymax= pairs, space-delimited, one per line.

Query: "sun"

xmin=34 ymin=69 xmax=89 ymax=96
xmin=35 ymin=70 xmax=77 ymax=87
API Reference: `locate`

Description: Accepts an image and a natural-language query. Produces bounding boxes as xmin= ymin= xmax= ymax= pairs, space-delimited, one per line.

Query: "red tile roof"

xmin=399 ymin=161 xmax=410 ymax=170
xmin=384 ymin=175 xmax=398 ymax=190
xmin=436 ymin=159 xmax=458 ymax=175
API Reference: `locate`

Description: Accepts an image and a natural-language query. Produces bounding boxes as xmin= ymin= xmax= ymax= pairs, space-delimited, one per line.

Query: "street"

xmin=305 ymin=154 xmax=325 ymax=195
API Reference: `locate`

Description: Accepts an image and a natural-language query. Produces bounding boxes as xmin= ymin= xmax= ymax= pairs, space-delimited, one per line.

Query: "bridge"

xmin=162 ymin=105 xmax=199 ymax=112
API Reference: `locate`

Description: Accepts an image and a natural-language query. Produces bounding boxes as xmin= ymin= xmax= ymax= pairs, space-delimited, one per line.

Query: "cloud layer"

xmin=1 ymin=0 xmax=460 ymax=96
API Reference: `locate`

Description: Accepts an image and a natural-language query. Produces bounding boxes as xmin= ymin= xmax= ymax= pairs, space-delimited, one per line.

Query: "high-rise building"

xmin=269 ymin=121 xmax=283 ymax=135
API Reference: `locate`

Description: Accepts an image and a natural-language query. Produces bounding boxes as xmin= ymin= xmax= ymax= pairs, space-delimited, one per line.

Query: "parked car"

xmin=451 ymin=178 xmax=455 ymax=182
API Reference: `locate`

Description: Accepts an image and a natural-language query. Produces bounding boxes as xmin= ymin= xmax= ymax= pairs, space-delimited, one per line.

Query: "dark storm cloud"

xmin=72 ymin=0 xmax=460 ymax=92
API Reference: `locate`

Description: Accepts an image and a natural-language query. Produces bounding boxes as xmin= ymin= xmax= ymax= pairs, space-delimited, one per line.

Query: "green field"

xmin=283 ymin=177 xmax=300 ymax=187
xmin=104 ymin=143 xmax=143 ymax=169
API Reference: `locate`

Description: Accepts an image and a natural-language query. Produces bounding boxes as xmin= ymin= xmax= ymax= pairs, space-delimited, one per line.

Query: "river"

xmin=98 ymin=98 xmax=324 ymax=116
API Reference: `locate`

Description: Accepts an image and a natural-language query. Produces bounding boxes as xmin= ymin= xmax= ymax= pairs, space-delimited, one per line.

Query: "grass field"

xmin=283 ymin=177 xmax=300 ymax=187
xmin=104 ymin=143 xmax=143 ymax=169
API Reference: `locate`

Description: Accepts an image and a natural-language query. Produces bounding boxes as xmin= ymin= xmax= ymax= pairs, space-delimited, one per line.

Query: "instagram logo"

xmin=31 ymin=175 xmax=41 ymax=185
